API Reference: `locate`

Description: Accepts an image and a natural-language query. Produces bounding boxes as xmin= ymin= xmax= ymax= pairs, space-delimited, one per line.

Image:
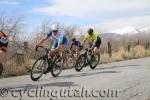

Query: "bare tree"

xmin=0 ymin=13 xmax=24 ymax=32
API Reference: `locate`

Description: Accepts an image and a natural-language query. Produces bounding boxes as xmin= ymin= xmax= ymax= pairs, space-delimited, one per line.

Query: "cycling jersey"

xmin=0 ymin=31 xmax=8 ymax=52
xmin=0 ymin=31 xmax=8 ymax=48
xmin=85 ymin=32 xmax=101 ymax=48
xmin=70 ymin=41 xmax=82 ymax=50
xmin=47 ymin=31 xmax=68 ymax=49
xmin=85 ymin=32 xmax=100 ymax=41
xmin=0 ymin=32 xmax=3 ymax=37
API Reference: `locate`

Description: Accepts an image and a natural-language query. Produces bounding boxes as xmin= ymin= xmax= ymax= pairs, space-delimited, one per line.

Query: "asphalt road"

xmin=0 ymin=57 xmax=150 ymax=100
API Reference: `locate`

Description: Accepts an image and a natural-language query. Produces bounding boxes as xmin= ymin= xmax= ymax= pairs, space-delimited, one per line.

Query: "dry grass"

xmin=1 ymin=60 xmax=31 ymax=78
xmin=132 ymin=45 xmax=146 ymax=58
xmin=101 ymin=45 xmax=150 ymax=63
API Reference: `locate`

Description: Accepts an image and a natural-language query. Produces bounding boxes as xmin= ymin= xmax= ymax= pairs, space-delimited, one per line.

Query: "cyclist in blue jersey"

xmin=34 ymin=24 xmax=68 ymax=58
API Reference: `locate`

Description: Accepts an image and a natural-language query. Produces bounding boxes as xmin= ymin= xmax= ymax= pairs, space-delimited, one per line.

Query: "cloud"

xmin=32 ymin=0 xmax=150 ymax=31
xmin=0 ymin=0 xmax=19 ymax=5
xmin=101 ymin=15 xmax=150 ymax=32
xmin=33 ymin=0 xmax=150 ymax=19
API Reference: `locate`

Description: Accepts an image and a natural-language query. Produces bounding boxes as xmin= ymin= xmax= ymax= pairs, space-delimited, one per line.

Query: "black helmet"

xmin=87 ymin=28 xmax=93 ymax=35
xmin=71 ymin=37 xmax=76 ymax=42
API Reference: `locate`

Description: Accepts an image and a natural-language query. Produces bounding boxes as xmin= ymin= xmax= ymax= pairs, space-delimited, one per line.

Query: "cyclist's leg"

xmin=0 ymin=50 xmax=5 ymax=63
xmin=60 ymin=36 xmax=68 ymax=57
xmin=48 ymin=39 xmax=58 ymax=58
xmin=93 ymin=47 xmax=99 ymax=53
xmin=60 ymin=45 xmax=68 ymax=57
xmin=0 ymin=45 xmax=8 ymax=65
xmin=0 ymin=49 xmax=5 ymax=75
xmin=76 ymin=47 xmax=81 ymax=58
xmin=93 ymin=39 xmax=101 ymax=53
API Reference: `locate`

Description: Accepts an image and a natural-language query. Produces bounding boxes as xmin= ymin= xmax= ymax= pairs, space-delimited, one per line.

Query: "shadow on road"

xmin=57 ymin=64 xmax=139 ymax=79
xmin=59 ymin=70 xmax=120 ymax=79
xmin=95 ymin=64 xmax=140 ymax=71
xmin=0 ymin=65 xmax=139 ymax=90
xmin=1 ymin=81 xmax=79 ymax=90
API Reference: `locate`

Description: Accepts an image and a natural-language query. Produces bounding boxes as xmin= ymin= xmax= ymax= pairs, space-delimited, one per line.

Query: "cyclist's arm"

xmin=81 ymin=38 xmax=87 ymax=45
xmin=82 ymin=33 xmax=89 ymax=45
xmin=37 ymin=31 xmax=52 ymax=46
xmin=37 ymin=35 xmax=48 ymax=46
xmin=70 ymin=43 xmax=73 ymax=50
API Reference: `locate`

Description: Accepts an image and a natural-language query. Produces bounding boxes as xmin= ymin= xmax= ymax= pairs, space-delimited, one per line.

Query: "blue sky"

xmin=0 ymin=0 xmax=150 ymax=33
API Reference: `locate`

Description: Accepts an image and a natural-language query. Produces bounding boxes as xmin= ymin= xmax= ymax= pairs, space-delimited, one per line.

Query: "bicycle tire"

xmin=66 ymin=54 xmax=76 ymax=68
xmin=51 ymin=56 xmax=63 ymax=77
xmin=75 ymin=54 xmax=86 ymax=72
xmin=30 ymin=57 xmax=48 ymax=81
xmin=90 ymin=53 xmax=100 ymax=69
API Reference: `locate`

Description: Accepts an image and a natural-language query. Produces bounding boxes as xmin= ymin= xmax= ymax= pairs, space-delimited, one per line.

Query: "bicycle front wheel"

xmin=30 ymin=57 xmax=48 ymax=81
xmin=90 ymin=53 xmax=100 ymax=69
xmin=51 ymin=56 xmax=63 ymax=77
xmin=75 ymin=54 xmax=86 ymax=72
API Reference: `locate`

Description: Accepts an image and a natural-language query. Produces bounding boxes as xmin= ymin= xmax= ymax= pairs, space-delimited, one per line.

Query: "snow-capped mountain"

xmin=111 ymin=27 xmax=138 ymax=34
xmin=111 ymin=26 xmax=150 ymax=35
xmin=140 ymin=27 xmax=150 ymax=33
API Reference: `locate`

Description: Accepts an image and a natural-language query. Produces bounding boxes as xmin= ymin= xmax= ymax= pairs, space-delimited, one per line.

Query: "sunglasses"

xmin=52 ymin=30 xmax=58 ymax=32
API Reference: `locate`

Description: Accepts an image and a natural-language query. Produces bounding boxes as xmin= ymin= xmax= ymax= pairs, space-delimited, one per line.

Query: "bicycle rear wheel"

xmin=30 ymin=57 xmax=48 ymax=81
xmin=51 ymin=56 xmax=63 ymax=77
xmin=65 ymin=54 xmax=76 ymax=68
xmin=90 ymin=53 xmax=100 ymax=69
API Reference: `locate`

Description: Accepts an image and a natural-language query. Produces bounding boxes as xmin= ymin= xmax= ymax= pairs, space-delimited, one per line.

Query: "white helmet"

xmin=51 ymin=24 xmax=59 ymax=31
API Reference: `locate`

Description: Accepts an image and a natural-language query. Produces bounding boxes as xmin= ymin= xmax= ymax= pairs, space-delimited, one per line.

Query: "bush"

xmin=131 ymin=45 xmax=146 ymax=58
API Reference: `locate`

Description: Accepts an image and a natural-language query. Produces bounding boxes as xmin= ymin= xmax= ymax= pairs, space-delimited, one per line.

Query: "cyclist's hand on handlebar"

xmin=80 ymin=45 xmax=83 ymax=50
xmin=88 ymin=48 xmax=92 ymax=51
xmin=34 ymin=44 xmax=39 ymax=51
xmin=81 ymin=42 xmax=84 ymax=47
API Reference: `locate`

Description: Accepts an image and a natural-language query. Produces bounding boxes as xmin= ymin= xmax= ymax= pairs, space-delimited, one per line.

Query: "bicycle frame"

xmin=83 ymin=48 xmax=94 ymax=65
xmin=37 ymin=46 xmax=62 ymax=68
xmin=36 ymin=46 xmax=53 ymax=70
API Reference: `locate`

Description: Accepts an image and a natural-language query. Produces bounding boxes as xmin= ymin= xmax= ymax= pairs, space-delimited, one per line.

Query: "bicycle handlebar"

xmin=35 ymin=46 xmax=51 ymax=52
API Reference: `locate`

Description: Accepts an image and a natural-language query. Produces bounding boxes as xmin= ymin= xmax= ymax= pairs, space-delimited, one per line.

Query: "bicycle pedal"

xmin=43 ymin=68 xmax=51 ymax=74
xmin=43 ymin=70 xmax=48 ymax=74
xmin=57 ymin=58 xmax=62 ymax=62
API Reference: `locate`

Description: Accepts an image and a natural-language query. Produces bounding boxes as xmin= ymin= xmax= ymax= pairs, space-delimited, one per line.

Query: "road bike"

xmin=75 ymin=48 xmax=100 ymax=72
xmin=30 ymin=46 xmax=63 ymax=81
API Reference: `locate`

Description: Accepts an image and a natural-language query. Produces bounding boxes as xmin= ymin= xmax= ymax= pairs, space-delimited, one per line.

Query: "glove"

xmin=88 ymin=48 xmax=92 ymax=51
xmin=34 ymin=45 xmax=39 ymax=51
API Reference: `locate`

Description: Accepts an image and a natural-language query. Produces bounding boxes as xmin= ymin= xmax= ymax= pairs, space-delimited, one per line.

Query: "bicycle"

xmin=65 ymin=45 xmax=84 ymax=69
xmin=30 ymin=46 xmax=63 ymax=81
xmin=75 ymin=48 xmax=100 ymax=72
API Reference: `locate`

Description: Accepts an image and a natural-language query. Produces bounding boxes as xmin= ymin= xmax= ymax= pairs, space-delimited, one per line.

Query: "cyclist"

xmin=34 ymin=23 xmax=68 ymax=60
xmin=70 ymin=37 xmax=82 ymax=57
xmin=81 ymin=28 xmax=101 ymax=53
xmin=0 ymin=31 xmax=9 ymax=75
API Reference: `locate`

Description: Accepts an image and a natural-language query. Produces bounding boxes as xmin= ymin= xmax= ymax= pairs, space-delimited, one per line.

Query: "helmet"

xmin=51 ymin=24 xmax=59 ymax=31
xmin=87 ymin=28 xmax=93 ymax=35
xmin=71 ymin=37 xmax=76 ymax=42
